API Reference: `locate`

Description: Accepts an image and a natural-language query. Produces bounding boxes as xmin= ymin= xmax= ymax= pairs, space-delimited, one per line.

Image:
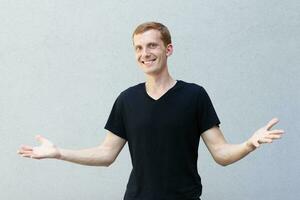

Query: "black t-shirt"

xmin=104 ymin=80 xmax=220 ymax=200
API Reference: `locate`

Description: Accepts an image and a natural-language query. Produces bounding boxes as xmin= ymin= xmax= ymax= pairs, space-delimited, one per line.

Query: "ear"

xmin=166 ymin=44 xmax=173 ymax=57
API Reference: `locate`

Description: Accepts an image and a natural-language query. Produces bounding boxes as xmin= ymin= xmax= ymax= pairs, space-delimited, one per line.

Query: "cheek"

xmin=158 ymin=52 xmax=167 ymax=59
xmin=135 ymin=53 xmax=140 ymax=60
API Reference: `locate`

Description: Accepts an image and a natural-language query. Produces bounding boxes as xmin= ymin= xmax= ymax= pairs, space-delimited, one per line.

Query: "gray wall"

xmin=1 ymin=1 xmax=299 ymax=199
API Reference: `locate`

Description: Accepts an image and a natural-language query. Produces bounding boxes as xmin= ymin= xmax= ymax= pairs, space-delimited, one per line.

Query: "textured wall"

xmin=1 ymin=1 xmax=299 ymax=199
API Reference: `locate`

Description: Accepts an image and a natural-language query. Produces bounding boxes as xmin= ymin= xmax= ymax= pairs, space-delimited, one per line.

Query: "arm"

xmin=201 ymin=118 xmax=284 ymax=166
xmin=17 ymin=131 xmax=127 ymax=167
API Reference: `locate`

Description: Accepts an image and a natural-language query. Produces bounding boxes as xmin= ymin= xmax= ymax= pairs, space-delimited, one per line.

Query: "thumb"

xmin=35 ymin=134 xmax=46 ymax=144
xmin=265 ymin=117 xmax=279 ymax=130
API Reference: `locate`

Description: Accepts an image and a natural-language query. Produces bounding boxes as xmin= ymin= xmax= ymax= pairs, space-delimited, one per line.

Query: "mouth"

xmin=141 ymin=58 xmax=156 ymax=66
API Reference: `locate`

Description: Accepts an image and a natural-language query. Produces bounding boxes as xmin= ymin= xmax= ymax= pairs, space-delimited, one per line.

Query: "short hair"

xmin=132 ymin=22 xmax=172 ymax=47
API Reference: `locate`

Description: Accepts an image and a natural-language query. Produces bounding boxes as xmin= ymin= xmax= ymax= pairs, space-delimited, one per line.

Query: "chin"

xmin=144 ymin=68 xmax=162 ymax=75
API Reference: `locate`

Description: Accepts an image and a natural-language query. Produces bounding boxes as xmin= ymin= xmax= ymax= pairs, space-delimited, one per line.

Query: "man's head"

xmin=132 ymin=22 xmax=173 ymax=75
xmin=132 ymin=22 xmax=172 ymax=47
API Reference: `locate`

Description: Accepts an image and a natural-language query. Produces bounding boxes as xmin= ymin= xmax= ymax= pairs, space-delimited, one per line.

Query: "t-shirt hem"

xmin=104 ymin=125 xmax=128 ymax=140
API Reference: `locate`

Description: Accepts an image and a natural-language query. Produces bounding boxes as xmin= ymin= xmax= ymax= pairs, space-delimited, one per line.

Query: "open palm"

xmin=247 ymin=118 xmax=284 ymax=149
xmin=18 ymin=135 xmax=60 ymax=159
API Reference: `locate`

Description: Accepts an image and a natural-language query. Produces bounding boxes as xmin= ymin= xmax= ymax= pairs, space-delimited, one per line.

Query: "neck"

xmin=144 ymin=67 xmax=176 ymax=93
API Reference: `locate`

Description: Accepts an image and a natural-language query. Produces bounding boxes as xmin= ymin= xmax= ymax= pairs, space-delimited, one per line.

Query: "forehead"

xmin=133 ymin=29 xmax=163 ymax=45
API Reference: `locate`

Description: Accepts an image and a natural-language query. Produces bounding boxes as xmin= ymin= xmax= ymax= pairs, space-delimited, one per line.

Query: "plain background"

xmin=1 ymin=0 xmax=299 ymax=199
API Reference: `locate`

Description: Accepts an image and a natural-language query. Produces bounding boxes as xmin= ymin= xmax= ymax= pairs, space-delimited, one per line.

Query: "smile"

xmin=142 ymin=58 xmax=156 ymax=65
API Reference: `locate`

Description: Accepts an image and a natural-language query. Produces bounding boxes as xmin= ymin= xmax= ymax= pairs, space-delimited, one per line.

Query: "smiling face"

xmin=133 ymin=29 xmax=173 ymax=75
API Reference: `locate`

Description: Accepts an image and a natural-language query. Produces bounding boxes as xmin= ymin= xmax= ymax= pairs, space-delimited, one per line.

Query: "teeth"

xmin=144 ymin=61 xmax=153 ymax=64
xmin=142 ymin=59 xmax=156 ymax=65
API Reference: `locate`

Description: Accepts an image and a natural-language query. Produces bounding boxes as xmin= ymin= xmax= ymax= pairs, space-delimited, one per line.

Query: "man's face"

xmin=133 ymin=29 xmax=173 ymax=75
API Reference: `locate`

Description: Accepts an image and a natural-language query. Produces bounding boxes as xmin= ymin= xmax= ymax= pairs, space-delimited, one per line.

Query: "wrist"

xmin=245 ymin=140 xmax=256 ymax=152
xmin=56 ymin=148 xmax=63 ymax=160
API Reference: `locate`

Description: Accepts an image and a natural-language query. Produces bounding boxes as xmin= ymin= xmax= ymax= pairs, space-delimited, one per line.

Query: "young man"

xmin=18 ymin=22 xmax=284 ymax=200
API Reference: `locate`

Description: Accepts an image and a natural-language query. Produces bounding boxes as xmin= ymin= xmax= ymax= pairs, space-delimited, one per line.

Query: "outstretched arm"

xmin=201 ymin=118 xmax=284 ymax=166
xmin=17 ymin=131 xmax=126 ymax=167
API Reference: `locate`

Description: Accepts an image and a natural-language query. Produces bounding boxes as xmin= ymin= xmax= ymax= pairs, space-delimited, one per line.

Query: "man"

xmin=18 ymin=22 xmax=284 ymax=200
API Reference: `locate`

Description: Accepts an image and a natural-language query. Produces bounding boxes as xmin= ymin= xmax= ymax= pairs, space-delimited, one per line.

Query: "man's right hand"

xmin=17 ymin=135 xmax=61 ymax=159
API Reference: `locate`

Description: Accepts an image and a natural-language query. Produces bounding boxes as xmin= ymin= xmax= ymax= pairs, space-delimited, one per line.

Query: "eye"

xmin=149 ymin=43 xmax=157 ymax=48
xmin=135 ymin=46 xmax=142 ymax=51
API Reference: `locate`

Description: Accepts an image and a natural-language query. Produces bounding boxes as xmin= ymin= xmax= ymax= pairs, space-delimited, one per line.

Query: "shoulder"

xmin=117 ymin=82 xmax=144 ymax=100
xmin=179 ymin=80 xmax=207 ymax=94
xmin=179 ymin=80 xmax=214 ymax=104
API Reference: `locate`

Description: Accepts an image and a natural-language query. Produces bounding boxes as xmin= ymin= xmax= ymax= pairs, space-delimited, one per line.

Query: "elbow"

xmin=216 ymin=159 xmax=230 ymax=167
xmin=96 ymin=159 xmax=112 ymax=167
xmin=99 ymin=156 xmax=114 ymax=167
xmin=104 ymin=159 xmax=114 ymax=167
xmin=213 ymin=152 xmax=232 ymax=167
xmin=103 ymin=163 xmax=111 ymax=167
xmin=102 ymin=154 xmax=117 ymax=167
xmin=96 ymin=146 xmax=116 ymax=167
xmin=95 ymin=149 xmax=115 ymax=167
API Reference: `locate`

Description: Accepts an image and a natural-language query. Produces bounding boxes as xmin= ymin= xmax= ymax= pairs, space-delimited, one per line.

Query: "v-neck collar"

xmin=143 ymin=80 xmax=181 ymax=102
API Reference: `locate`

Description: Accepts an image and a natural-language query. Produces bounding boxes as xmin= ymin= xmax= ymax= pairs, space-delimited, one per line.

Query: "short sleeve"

xmin=197 ymin=87 xmax=221 ymax=134
xmin=104 ymin=93 xmax=127 ymax=140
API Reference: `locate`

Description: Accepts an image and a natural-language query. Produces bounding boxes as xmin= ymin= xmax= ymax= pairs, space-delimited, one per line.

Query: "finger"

xmin=259 ymin=138 xmax=273 ymax=143
xmin=36 ymin=134 xmax=52 ymax=145
xmin=267 ymin=129 xmax=284 ymax=135
xmin=265 ymin=118 xmax=279 ymax=130
xmin=35 ymin=135 xmax=47 ymax=144
xmin=18 ymin=149 xmax=28 ymax=154
xmin=21 ymin=152 xmax=41 ymax=159
xmin=18 ymin=150 xmax=33 ymax=154
xmin=20 ymin=145 xmax=33 ymax=151
xmin=29 ymin=152 xmax=43 ymax=159
xmin=30 ymin=154 xmax=42 ymax=159
xmin=21 ymin=154 xmax=33 ymax=158
xmin=265 ymin=134 xmax=282 ymax=140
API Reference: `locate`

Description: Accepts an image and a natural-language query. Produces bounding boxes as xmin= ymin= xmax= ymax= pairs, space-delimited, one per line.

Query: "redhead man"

xmin=18 ymin=22 xmax=284 ymax=200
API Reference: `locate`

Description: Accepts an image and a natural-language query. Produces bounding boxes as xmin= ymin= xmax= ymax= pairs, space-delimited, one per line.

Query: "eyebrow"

xmin=147 ymin=42 xmax=158 ymax=47
xmin=134 ymin=42 xmax=158 ymax=49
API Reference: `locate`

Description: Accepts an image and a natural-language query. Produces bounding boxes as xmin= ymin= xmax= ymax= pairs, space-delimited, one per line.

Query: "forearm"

xmin=58 ymin=146 xmax=112 ymax=167
xmin=202 ymin=119 xmax=283 ymax=166
xmin=215 ymin=141 xmax=256 ymax=166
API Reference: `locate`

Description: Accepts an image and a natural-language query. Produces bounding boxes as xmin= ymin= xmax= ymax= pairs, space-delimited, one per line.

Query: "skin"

xmin=17 ymin=29 xmax=284 ymax=167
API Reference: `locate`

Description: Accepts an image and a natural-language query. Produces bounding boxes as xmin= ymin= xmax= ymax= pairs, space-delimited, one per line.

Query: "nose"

xmin=141 ymin=47 xmax=151 ymax=57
